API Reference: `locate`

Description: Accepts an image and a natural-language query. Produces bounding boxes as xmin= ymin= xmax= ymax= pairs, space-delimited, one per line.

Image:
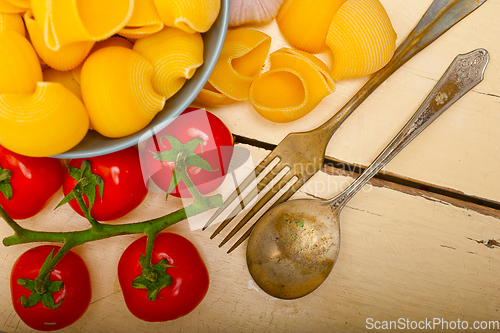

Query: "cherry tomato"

xmin=10 ymin=245 xmax=92 ymax=331
xmin=63 ymin=147 xmax=148 ymax=221
xmin=0 ymin=146 xmax=64 ymax=219
xmin=118 ymin=233 xmax=209 ymax=322
xmin=144 ymin=107 xmax=234 ymax=198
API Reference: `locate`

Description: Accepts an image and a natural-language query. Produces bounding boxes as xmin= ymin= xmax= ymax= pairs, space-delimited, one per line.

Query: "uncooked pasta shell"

xmin=25 ymin=11 xmax=94 ymax=71
xmin=204 ymin=28 xmax=271 ymax=102
xmin=153 ymin=0 xmax=220 ymax=33
xmin=0 ymin=31 xmax=42 ymax=94
xmin=0 ymin=82 xmax=89 ymax=157
xmin=43 ymin=68 xmax=82 ymax=100
xmin=119 ymin=0 xmax=164 ymax=39
xmin=277 ymin=0 xmax=345 ymax=54
xmin=81 ymin=46 xmax=166 ymax=138
xmin=249 ymin=48 xmax=335 ymax=123
xmin=197 ymin=81 xmax=239 ymax=105
xmin=0 ymin=12 xmax=25 ymax=37
xmin=326 ymin=0 xmax=396 ymax=81
xmin=133 ymin=27 xmax=204 ymax=99
xmin=0 ymin=0 xmax=24 ymax=13
xmin=30 ymin=0 xmax=134 ymax=50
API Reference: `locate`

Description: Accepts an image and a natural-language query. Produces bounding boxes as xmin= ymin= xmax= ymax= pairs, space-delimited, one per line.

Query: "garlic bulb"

xmin=229 ymin=0 xmax=285 ymax=27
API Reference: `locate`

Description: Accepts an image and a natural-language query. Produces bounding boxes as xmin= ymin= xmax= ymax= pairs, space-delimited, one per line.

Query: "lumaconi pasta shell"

xmin=197 ymin=81 xmax=238 ymax=105
xmin=81 ymin=46 xmax=166 ymax=138
xmin=153 ymin=0 xmax=220 ymax=33
xmin=119 ymin=0 xmax=164 ymax=39
xmin=3 ymin=0 xmax=29 ymax=10
xmin=326 ymin=0 xmax=396 ymax=81
xmin=0 ymin=0 xmax=24 ymax=13
xmin=30 ymin=0 xmax=134 ymax=50
xmin=0 ymin=12 xmax=25 ymax=37
xmin=0 ymin=31 xmax=42 ymax=94
xmin=277 ymin=0 xmax=346 ymax=54
xmin=0 ymin=82 xmax=89 ymax=157
xmin=202 ymin=28 xmax=271 ymax=102
xmin=25 ymin=11 xmax=94 ymax=71
xmin=133 ymin=27 xmax=204 ymax=99
xmin=249 ymin=48 xmax=335 ymax=123
xmin=71 ymin=36 xmax=134 ymax=84
xmin=43 ymin=68 xmax=82 ymax=100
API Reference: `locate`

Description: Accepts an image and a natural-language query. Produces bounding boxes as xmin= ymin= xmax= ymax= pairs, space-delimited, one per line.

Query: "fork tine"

xmin=218 ymin=171 xmax=298 ymax=248
xmin=202 ymin=154 xmax=275 ymax=231
xmin=209 ymin=162 xmax=286 ymax=239
xmin=226 ymin=176 xmax=307 ymax=253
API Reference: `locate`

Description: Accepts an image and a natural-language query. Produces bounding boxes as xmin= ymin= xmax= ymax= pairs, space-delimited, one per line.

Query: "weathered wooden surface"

xmin=1 ymin=0 xmax=500 ymax=332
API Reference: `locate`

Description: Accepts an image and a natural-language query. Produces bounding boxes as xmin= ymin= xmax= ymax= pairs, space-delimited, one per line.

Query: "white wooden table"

xmin=1 ymin=0 xmax=500 ymax=331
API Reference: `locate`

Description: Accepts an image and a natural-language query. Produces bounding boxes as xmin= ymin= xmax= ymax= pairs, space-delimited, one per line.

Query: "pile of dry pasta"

xmin=0 ymin=0 xmax=220 ymax=157
xmin=197 ymin=0 xmax=397 ymax=123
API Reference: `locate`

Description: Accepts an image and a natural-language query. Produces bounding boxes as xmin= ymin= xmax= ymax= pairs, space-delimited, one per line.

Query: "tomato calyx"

xmin=56 ymin=160 xmax=104 ymax=221
xmin=149 ymin=134 xmax=217 ymax=197
xmin=132 ymin=253 xmax=175 ymax=301
xmin=0 ymin=166 xmax=12 ymax=200
xmin=17 ymin=249 xmax=66 ymax=310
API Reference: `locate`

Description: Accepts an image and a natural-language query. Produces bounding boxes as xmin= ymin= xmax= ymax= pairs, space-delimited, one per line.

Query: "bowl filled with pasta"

xmin=0 ymin=0 xmax=229 ymax=158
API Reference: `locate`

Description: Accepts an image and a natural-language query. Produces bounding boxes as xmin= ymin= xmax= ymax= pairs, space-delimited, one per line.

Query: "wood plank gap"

xmin=233 ymin=134 xmax=500 ymax=213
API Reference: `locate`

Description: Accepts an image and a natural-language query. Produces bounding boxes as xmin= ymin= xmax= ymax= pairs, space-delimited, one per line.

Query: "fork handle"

xmin=329 ymin=48 xmax=489 ymax=209
xmin=315 ymin=0 xmax=488 ymax=139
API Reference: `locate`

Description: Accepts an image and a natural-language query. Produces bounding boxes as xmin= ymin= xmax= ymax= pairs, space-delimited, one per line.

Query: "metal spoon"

xmin=246 ymin=49 xmax=489 ymax=300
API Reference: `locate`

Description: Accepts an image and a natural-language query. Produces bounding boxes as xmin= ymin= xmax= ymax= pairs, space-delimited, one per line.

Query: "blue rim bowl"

xmin=54 ymin=0 xmax=229 ymax=159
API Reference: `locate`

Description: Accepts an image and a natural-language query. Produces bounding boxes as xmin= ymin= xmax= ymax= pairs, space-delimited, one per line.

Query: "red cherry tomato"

xmin=144 ymin=107 xmax=234 ymax=198
xmin=0 ymin=146 xmax=64 ymax=219
xmin=10 ymin=245 xmax=92 ymax=331
xmin=63 ymin=147 xmax=148 ymax=221
xmin=118 ymin=233 xmax=209 ymax=322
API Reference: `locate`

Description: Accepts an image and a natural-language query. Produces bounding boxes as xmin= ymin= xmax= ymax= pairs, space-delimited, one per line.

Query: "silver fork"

xmin=203 ymin=0 xmax=488 ymax=253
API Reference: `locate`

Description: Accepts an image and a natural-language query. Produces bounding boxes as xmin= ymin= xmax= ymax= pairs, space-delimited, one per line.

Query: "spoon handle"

xmin=330 ymin=48 xmax=489 ymax=209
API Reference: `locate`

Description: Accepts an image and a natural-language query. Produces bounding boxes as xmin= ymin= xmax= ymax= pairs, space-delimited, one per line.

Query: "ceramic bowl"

xmin=55 ymin=0 xmax=229 ymax=159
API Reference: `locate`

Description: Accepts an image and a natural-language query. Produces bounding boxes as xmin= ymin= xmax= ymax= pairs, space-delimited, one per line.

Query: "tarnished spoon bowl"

xmin=246 ymin=199 xmax=340 ymax=299
xmin=246 ymin=49 xmax=488 ymax=300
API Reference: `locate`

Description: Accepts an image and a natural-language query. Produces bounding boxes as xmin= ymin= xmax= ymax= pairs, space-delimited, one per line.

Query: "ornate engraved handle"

xmin=330 ymin=49 xmax=489 ymax=209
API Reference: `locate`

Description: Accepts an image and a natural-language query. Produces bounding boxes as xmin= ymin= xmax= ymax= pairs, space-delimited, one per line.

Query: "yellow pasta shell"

xmin=43 ymin=68 xmax=82 ymax=100
xmin=250 ymin=48 xmax=335 ymax=123
xmin=202 ymin=28 xmax=271 ymax=102
xmin=197 ymin=81 xmax=238 ymax=105
xmin=71 ymin=36 xmax=134 ymax=84
xmin=119 ymin=0 xmax=164 ymax=39
xmin=133 ymin=27 xmax=204 ymax=99
xmin=81 ymin=46 xmax=166 ymax=138
xmin=30 ymin=0 xmax=134 ymax=50
xmin=3 ymin=0 xmax=29 ymax=10
xmin=277 ymin=0 xmax=346 ymax=54
xmin=25 ymin=11 xmax=94 ymax=71
xmin=326 ymin=0 xmax=396 ymax=81
xmin=153 ymin=0 xmax=220 ymax=33
xmin=0 ymin=0 xmax=24 ymax=13
xmin=0 ymin=12 xmax=25 ymax=37
xmin=0 ymin=31 xmax=42 ymax=94
xmin=0 ymin=82 xmax=89 ymax=157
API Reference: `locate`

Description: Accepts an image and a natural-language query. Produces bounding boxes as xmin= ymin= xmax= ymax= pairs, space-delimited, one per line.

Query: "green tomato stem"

xmin=0 ymin=169 xmax=11 ymax=182
xmin=0 ymin=204 xmax=25 ymax=235
xmin=34 ymin=241 xmax=75 ymax=294
xmin=2 ymin=193 xmax=222 ymax=247
xmin=142 ymin=231 xmax=160 ymax=282
xmin=74 ymin=193 xmax=102 ymax=229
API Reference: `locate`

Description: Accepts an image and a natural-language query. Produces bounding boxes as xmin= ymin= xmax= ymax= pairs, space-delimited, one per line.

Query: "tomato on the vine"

xmin=0 ymin=146 xmax=64 ymax=219
xmin=144 ymin=107 xmax=234 ymax=198
xmin=62 ymin=147 xmax=148 ymax=221
xmin=10 ymin=245 xmax=92 ymax=331
xmin=118 ymin=233 xmax=210 ymax=322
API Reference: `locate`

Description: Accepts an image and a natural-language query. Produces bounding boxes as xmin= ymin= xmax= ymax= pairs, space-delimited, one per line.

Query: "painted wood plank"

xmin=1 ymin=144 xmax=499 ymax=332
